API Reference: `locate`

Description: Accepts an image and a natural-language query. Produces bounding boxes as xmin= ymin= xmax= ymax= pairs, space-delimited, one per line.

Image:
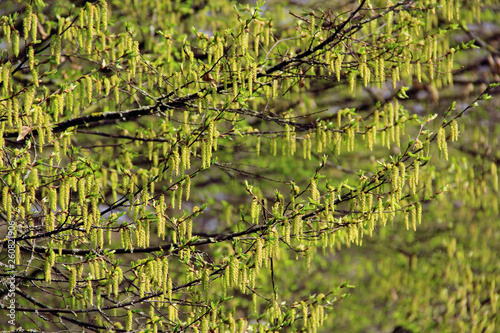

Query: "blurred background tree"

xmin=0 ymin=0 xmax=498 ymax=332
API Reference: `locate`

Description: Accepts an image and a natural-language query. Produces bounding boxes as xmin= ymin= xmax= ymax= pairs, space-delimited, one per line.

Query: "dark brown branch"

xmin=2 ymin=0 xmax=371 ymax=142
xmin=14 ymin=288 xmax=110 ymax=332
xmin=264 ymin=0 xmax=367 ymax=75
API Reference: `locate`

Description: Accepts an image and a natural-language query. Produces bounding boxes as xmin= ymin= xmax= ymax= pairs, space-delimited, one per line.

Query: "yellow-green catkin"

xmin=85 ymin=76 xmax=93 ymax=105
xmin=85 ymin=279 xmax=93 ymax=306
xmin=69 ymin=266 xmax=77 ymax=294
xmin=301 ymin=301 xmax=308 ymax=329
xmin=310 ymin=178 xmax=320 ymax=202
xmin=417 ymin=202 xmax=422 ymax=225
xmin=437 ymin=127 xmax=448 ymax=160
xmin=367 ymin=126 xmax=375 ymax=151
xmin=292 ymin=214 xmax=302 ymax=238
xmin=448 ymin=48 xmax=455 ymax=85
xmin=126 ymin=310 xmax=133 ymax=331
xmin=391 ymin=164 xmax=400 ymax=200
xmin=255 ymin=237 xmax=263 ymax=275
xmin=50 ymin=34 xmax=61 ymax=66
xmin=24 ymin=5 xmax=32 ymax=39
xmin=4 ymin=24 xmax=11 ymax=44
xmin=44 ymin=250 xmax=53 ymax=282
xmin=411 ymin=204 xmax=417 ymax=231
xmin=349 ymin=72 xmax=356 ymax=92
xmin=491 ymin=162 xmax=498 ymax=193
xmin=335 ymin=54 xmax=342 ymax=81
xmin=28 ymin=46 xmax=35 ymax=71
xmin=392 ymin=66 xmax=400 ymax=88
xmin=450 ymin=120 xmax=459 ymax=141
xmin=347 ymin=126 xmax=355 ymax=152
xmin=302 ymin=134 xmax=312 ymax=160
xmin=12 ymin=30 xmax=20 ymax=57
xmin=251 ymin=199 xmax=260 ymax=224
